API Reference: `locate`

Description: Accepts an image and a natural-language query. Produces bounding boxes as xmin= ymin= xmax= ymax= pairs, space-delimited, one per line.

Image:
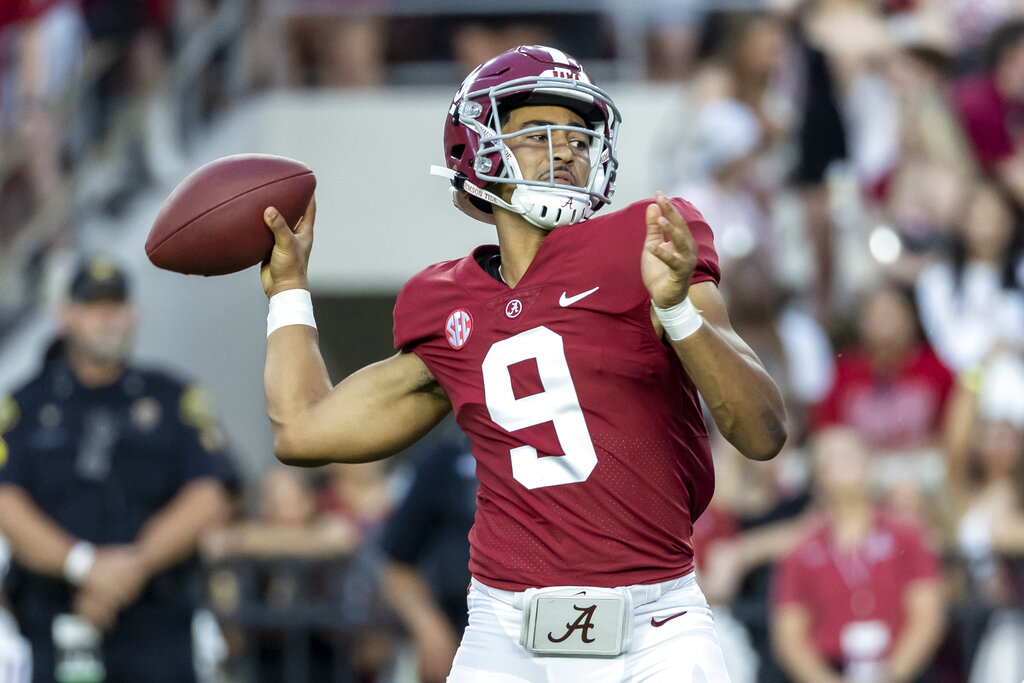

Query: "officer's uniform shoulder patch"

xmin=0 ymin=393 xmax=20 ymax=435
xmin=178 ymin=384 xmax=214 ymax=429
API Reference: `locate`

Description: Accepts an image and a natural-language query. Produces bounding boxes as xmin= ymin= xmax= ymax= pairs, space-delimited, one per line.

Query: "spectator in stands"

xmin=315 ymin=460 xmax=399 ymax=679
xmin=914 ymin=181 xmax=1024 ymax=374
xmin=317 ymin=460 xmax=394 ymax=543
xmin=690 ymin=9 xmax=793 ymax=157
xmin=202 ymin=466 xmax=358 ymax=561
xmin=785 ymin=1 xmax=850 ymax=319
xmin=800 ymin=0 xmax=899 ymax=196
xmin=950 ymin=18 xmax=1024 ymax=211
xmin=0 ymin=0 xmax=86 ymax=208
xmin=283 ymin=1 xmax=387 ymax=87
xmin=202 ymin=466 xmax=359 ymax=683
xmin=771 ymin=426 xmax=946 ymax=683
xmin=948 ymin=0 xmax=1023 ymax=64
xmin=944 ymin=350 xmax=1024 ymax=683
xmin=377 ymin=427 xmax=477 ymax=683
xmin=813 ymin=281 xmax=954 ymax=454
xmin=638 ymin=0 xmax=702 ymax=81
xmin=698 ymin=430 xmax=815 ymax=682
xmin=450 ymin=19 xmax=552 ymax=80
xmin=813 ymin=281 xmax=955 ymax=525
xmin=82 ymin=0 xmax=185 ymax=187
xmin=884 ymin=38 xmax=978 ymax=281
xmin=672 ymin=99 xmax=771 ymax=272
xmin=665 ymin=8 xmax=794 ymax=196
xmin=0 ymin=254 xmax=236 ymax=683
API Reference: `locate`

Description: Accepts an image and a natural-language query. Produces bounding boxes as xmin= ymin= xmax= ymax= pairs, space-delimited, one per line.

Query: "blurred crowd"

xmin=4 ymin=0 xmax=1024 ymax=682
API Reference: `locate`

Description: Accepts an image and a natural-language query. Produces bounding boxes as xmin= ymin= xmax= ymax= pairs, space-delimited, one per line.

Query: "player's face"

xmin=501 ymin=105 xmax=592 ymax=198
xmin=62 ymin=300 xmax=136 ymax=364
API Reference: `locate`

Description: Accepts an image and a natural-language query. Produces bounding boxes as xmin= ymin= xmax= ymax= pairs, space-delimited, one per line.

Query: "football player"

xmin=261 ymin=45 xmax=787 ymax=681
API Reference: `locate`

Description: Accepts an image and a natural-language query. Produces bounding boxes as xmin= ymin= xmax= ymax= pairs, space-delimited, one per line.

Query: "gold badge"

xmin=131 ymin=397 xmax=162 ymax=432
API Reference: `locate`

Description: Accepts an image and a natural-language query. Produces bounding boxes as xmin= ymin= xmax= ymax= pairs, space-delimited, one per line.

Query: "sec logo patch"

xmin=445 ymin=309 xmax=473 ymax=349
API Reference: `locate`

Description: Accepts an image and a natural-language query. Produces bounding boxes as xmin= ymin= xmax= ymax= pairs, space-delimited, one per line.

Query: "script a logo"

xmin=547 ymin=604 xmax=597 ymax=644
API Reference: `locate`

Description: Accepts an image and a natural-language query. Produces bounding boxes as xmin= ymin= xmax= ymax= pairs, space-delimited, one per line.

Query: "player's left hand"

xmin=642 ymin=192 xmax=698 ymax=309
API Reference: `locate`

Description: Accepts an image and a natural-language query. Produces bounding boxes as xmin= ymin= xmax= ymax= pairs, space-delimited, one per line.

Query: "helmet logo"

xmin=460 ymin=101 xmax=483 ymax=119
xmin=445 ymin=309 xmax=473 ymax=349
xmin=552 ymin=70 xmax=580 ymax=81
xmin=561 ymin=197 xmax=574 ymax=209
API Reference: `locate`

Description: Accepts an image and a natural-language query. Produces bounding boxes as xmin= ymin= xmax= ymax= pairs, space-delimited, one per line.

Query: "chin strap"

xmin=430 ymin=165 xmax=587 ymax=230
xmin=431 ymin=165 xmax=525 ymax=216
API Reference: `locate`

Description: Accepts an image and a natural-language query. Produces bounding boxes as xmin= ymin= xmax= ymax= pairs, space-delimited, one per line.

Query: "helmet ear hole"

xmin=450 ymin=144 xmax=466 ymax=161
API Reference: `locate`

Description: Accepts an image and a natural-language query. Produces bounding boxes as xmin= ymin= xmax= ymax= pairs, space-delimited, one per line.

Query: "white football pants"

xmin=448 ymin=572 xmax=731 ymax=682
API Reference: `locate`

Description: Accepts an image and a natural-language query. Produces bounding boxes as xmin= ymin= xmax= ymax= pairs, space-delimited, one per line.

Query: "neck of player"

xmin=493 ymin=206 xmax=549 ymax=288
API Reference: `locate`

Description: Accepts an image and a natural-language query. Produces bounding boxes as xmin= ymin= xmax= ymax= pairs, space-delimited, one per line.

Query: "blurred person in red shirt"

xmin=812 ymin=281 xmax=955 ymax=527
xmin=771 ymin=426 xmax=945 ymax=683
xmin=951 ymin=18 xmax=1024 ymax=211
xmin=813 ymin=281 xmax=954 ymax=453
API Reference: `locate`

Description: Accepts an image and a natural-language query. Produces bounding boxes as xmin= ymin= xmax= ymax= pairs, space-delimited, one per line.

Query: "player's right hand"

xmin=261 ymin=195 xmax=316 ymax=298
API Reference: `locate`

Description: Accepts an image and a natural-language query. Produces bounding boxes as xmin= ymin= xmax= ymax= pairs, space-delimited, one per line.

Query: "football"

xmin=146 ymin=154 xmax=316 ymax=276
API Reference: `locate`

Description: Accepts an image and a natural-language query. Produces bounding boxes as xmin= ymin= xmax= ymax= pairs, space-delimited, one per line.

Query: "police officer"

xmin=0 ymin=255 xmax=236 ymax=683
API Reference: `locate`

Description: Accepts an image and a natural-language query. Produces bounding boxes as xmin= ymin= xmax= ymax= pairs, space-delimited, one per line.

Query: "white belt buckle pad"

xmin=519 ymin=585 xmax=633 ymax=657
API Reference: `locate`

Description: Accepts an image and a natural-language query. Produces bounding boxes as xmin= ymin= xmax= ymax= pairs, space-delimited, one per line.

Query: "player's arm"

xmin=261 ymin=199 xmax=453 ymax=466
xmin=643 ymin=193 xmax=787 ymax=461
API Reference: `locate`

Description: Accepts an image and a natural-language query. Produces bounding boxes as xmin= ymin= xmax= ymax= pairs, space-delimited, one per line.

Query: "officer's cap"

xmin=68 ymin=255 xmax=130 ymax=303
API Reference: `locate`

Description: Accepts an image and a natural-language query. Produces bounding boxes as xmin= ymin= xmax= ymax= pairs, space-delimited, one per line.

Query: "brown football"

xmin=146 ymin=154 xmax=316 ymax=275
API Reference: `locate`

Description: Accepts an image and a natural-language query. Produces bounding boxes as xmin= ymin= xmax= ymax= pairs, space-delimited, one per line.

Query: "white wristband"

xmin=267 ymin=289 xmax=317 ymax=338
xmin=63 ymin=541 xmax=96 ymax=586
xmin=653 ymin=297 xmax=704 ymax=341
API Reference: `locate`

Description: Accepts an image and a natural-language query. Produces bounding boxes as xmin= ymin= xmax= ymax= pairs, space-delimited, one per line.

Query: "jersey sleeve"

xmin=393 ymin=271 xmax=432 ymax=353
xmin=671 ymin=197 xmax=721 ymax=287
xmin=393 ymin=260 xmax=461 ymax=353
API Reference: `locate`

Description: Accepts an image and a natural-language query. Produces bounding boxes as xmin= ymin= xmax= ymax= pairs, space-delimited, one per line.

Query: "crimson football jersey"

xmin=393 ymin=197 xmax=720 ymax=591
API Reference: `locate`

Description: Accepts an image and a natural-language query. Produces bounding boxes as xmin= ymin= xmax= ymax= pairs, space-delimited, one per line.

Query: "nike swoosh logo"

xmin=559 ymin=286 xmax=600 ymax=307
xmin=650 ymin=611 xmax=688 ymax=627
